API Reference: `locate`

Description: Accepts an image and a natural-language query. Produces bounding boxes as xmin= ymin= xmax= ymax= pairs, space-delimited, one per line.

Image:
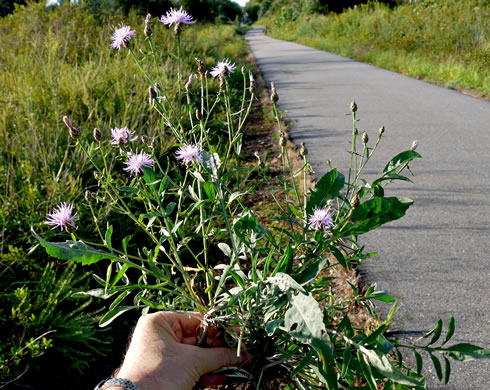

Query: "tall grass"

xmin=0 ymin=2 xmax=248 ymax=385
xmin=0 ymin=2 xmax=248 ymax=249
xmin=260 ymin=0 xmax=489 ymax=97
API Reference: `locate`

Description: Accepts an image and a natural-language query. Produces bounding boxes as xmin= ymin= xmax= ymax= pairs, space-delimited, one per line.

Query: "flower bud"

xmin=350 ymin=100 xmax=357 ymax=112
xmin=185 ymin=74 xmax=194 ymax=91
xmin=195 ymin=57 xmax=206 ymax=79
xmin=93 ymin=128 xmax=102 ymax=142
xmin=195 ymin=109 xmax=202 ymax=121
xmin=154 ymin=82 xmax=162 ymax=92
xmin=93 ymin=171 xmax=103 ymax=181
xmin=249 ymin=72 xmax=255 ymax=94
xmin=379 ymin=126 xmax=385 ymax=136
xmin=254 ymin=151 xmax=264 ymax=169
xmin=411 ymin=140 xmax=418 ymax=151
xmin=279 ymin=134 xmax=287 ymax=148
xmin=144 ymin=14 xmax=152 ymax=37
xmin=241 ymin=66 xmax=246 ymax=74
xmin=270 ymin=81 xmax=279 ymax=103
xmin=350 ymin=191 xmax=360 ymax=209
xmin=149 ymin=87 xmax=157 ymax=105
xmin=85 ymin=190 xmax=96 ymax=202
xmin=63 ymin=115 xmax=79 ymax=140
xmin=300 ymin=142 xmax=308 ymax=157
xmin=362 ymin=132 xmax=369 ymax=144
xmin=353 ymin=128 xmax=359 ymax=135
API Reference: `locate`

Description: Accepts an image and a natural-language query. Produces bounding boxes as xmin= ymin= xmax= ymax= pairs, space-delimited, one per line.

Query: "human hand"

xmin=114 ymin=311 xmax=248 ymax=390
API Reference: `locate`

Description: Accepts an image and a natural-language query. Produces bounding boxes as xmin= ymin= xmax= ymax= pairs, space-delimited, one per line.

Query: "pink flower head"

xmin=111 ymin=127 xmax=137 ymax=146
xmin=110 ymin=25 xmax=136 ymax=50
xmin=46 ymin=202 xmax=77 ymax=232
xmin=210 ymin=59 xmax=236 ymax=78
xmin=160 ymin=7 xmax=195 ymax=28
xmin=308 ymin=207 xmax=334 ymax=231
xmin=175 ymin=143 xmax=203 ymax=165
xmin=123 ymin=151 xmax=154 ymax=176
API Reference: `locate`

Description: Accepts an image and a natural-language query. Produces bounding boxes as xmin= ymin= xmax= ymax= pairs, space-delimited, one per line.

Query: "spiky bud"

xmin=185 ymin=74 xmax=194 ymax=91
xmin=362 ymin=132 xmax=369 ymax=144
xmin=195 ymin=57 xmax=206 ymax=79
xmin=411 ymin=140 xmax=418 ymax=151
xmin=63 ymin=116 xmax=79 ymax=140
xmin=270 ymin=81 xmax=279 ymax=103
xmin=93 ymin=128 xmax=102 ymax=142
xmin=350 ymin=100 xmax=357 ymax=112
xmin=379 ymin=126 xmax=385 ymax=136
xmin=93 ymin=171 xmax=103 ymax=181
xmin=144 ymin=14 xmax=152 ymax=37
xmin=279 ymin=134 xmax=287 ymax=148
xmin=154 ymin=82 xmax=162 ymax=92
xmin=300 ymin=142 xmax=308 ymax=157
xmin=195 ymin=109 xmax=202 ymax=121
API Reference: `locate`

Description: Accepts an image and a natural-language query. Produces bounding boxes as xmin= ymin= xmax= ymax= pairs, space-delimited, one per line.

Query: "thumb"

xmin=193 ymin=346 xmax=248 ymax=376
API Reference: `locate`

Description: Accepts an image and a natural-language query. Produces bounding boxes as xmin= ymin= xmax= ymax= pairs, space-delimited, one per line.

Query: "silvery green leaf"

xmin=284 ymin=292 xmax=325 ymax=340
xmin=202 ymin=152 xmax=221 ymax=182
xmin=267 ymin=272 xmax=306 ymax=293
xmin=218 ymin=243 xmax=232 ymax=257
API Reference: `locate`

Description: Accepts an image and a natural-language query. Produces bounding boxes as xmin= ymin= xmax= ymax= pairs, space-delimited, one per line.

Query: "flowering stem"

xmin=129 ymin=48 xmax=154 ymax=85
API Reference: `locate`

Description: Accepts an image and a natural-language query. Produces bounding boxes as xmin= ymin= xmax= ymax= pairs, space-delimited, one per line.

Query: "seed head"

xmin=300 ymin=142 xmax=308 ymax=157
xmin=144 ymin=14 xmax=153 ymax=37
xmin=63 ymin=116 xmax=79 ymax=140
xmin=379 ymin=126 xmax=385 ymax=136
xmin=350 ymin=100 xmax=358 ymax=112
xmin=362 ymin=132 xmax=369 ymax=144
xmin=93 ymin=128 xmax=102 ymax=142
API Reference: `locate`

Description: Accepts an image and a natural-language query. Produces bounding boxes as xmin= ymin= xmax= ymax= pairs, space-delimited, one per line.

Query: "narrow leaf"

xmin=442 ymin=317 xmax=455 ymax=345
xmin=429 ymin=353 xmax=443 ymax=381
xmin=99 ymin=305 xmax=134 ymax=327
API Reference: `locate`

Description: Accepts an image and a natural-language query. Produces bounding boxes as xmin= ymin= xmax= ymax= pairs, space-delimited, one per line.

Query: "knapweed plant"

xmin=34 ymin=10 xmax=490 ymax=390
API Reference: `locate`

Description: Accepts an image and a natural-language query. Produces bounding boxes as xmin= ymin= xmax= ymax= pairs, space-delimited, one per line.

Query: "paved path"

xmin=246 ymin=27 xmax=490 ymax=389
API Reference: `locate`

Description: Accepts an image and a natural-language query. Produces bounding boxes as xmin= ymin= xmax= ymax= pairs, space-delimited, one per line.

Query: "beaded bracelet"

xmin=95 ymin=378 xmax=139 ymax=390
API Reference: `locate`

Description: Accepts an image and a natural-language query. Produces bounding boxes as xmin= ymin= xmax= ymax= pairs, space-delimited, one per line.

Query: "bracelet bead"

xmin=95 ymin=377 xmax=139 ymax=390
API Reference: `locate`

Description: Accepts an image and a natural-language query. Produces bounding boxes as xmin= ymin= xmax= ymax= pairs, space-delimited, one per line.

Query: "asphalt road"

xmin=246 ymin=27 xmax=490 ymax=389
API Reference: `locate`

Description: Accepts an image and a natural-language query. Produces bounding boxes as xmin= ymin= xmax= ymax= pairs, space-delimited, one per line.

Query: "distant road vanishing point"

xmin=246 ymin=27 xmax=490 ymax=389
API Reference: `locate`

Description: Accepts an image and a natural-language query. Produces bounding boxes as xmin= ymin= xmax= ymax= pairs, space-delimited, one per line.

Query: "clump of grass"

xmin=260 ymin=0 xmax=489 ymax=97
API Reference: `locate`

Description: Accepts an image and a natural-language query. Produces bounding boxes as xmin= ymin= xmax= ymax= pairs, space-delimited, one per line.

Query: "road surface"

xmin=246 ymin=27 xmax=490 ymax=389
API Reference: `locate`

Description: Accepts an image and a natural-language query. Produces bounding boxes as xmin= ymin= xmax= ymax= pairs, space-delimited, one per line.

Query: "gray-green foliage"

xmin=34 ymin=15 xmax=490 ymax=387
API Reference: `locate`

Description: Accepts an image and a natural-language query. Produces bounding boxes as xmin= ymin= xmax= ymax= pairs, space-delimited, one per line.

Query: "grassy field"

xmin=0 ymin=2 xmax=249 ymax=387
xmin=259 ymin=0 xmax=489 ymax=98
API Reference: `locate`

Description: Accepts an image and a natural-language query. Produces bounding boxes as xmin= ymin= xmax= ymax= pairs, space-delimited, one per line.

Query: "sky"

xmin=231 ymin=0 xmax=248 ymax=7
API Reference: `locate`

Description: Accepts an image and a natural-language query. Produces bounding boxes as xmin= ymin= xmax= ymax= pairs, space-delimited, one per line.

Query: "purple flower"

xmin=123 ymin=151 xmax=154 ymax=176
xmin=46 ymin=202 xmax=77 ymax=232
xmin=160 ymin=7 xmax=195 ymax=27
xmin=210 ymin=59 xmax=236 ymax=78
xmin=308 ymin=207 xmax=334 ymax=231
xmin=110 ymin=25 xmax=136 ymax=50
xmin=111 ymin=127 xmax=137 ymax=146
xmin=175 ymin=144 xmax=203 ymax=165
